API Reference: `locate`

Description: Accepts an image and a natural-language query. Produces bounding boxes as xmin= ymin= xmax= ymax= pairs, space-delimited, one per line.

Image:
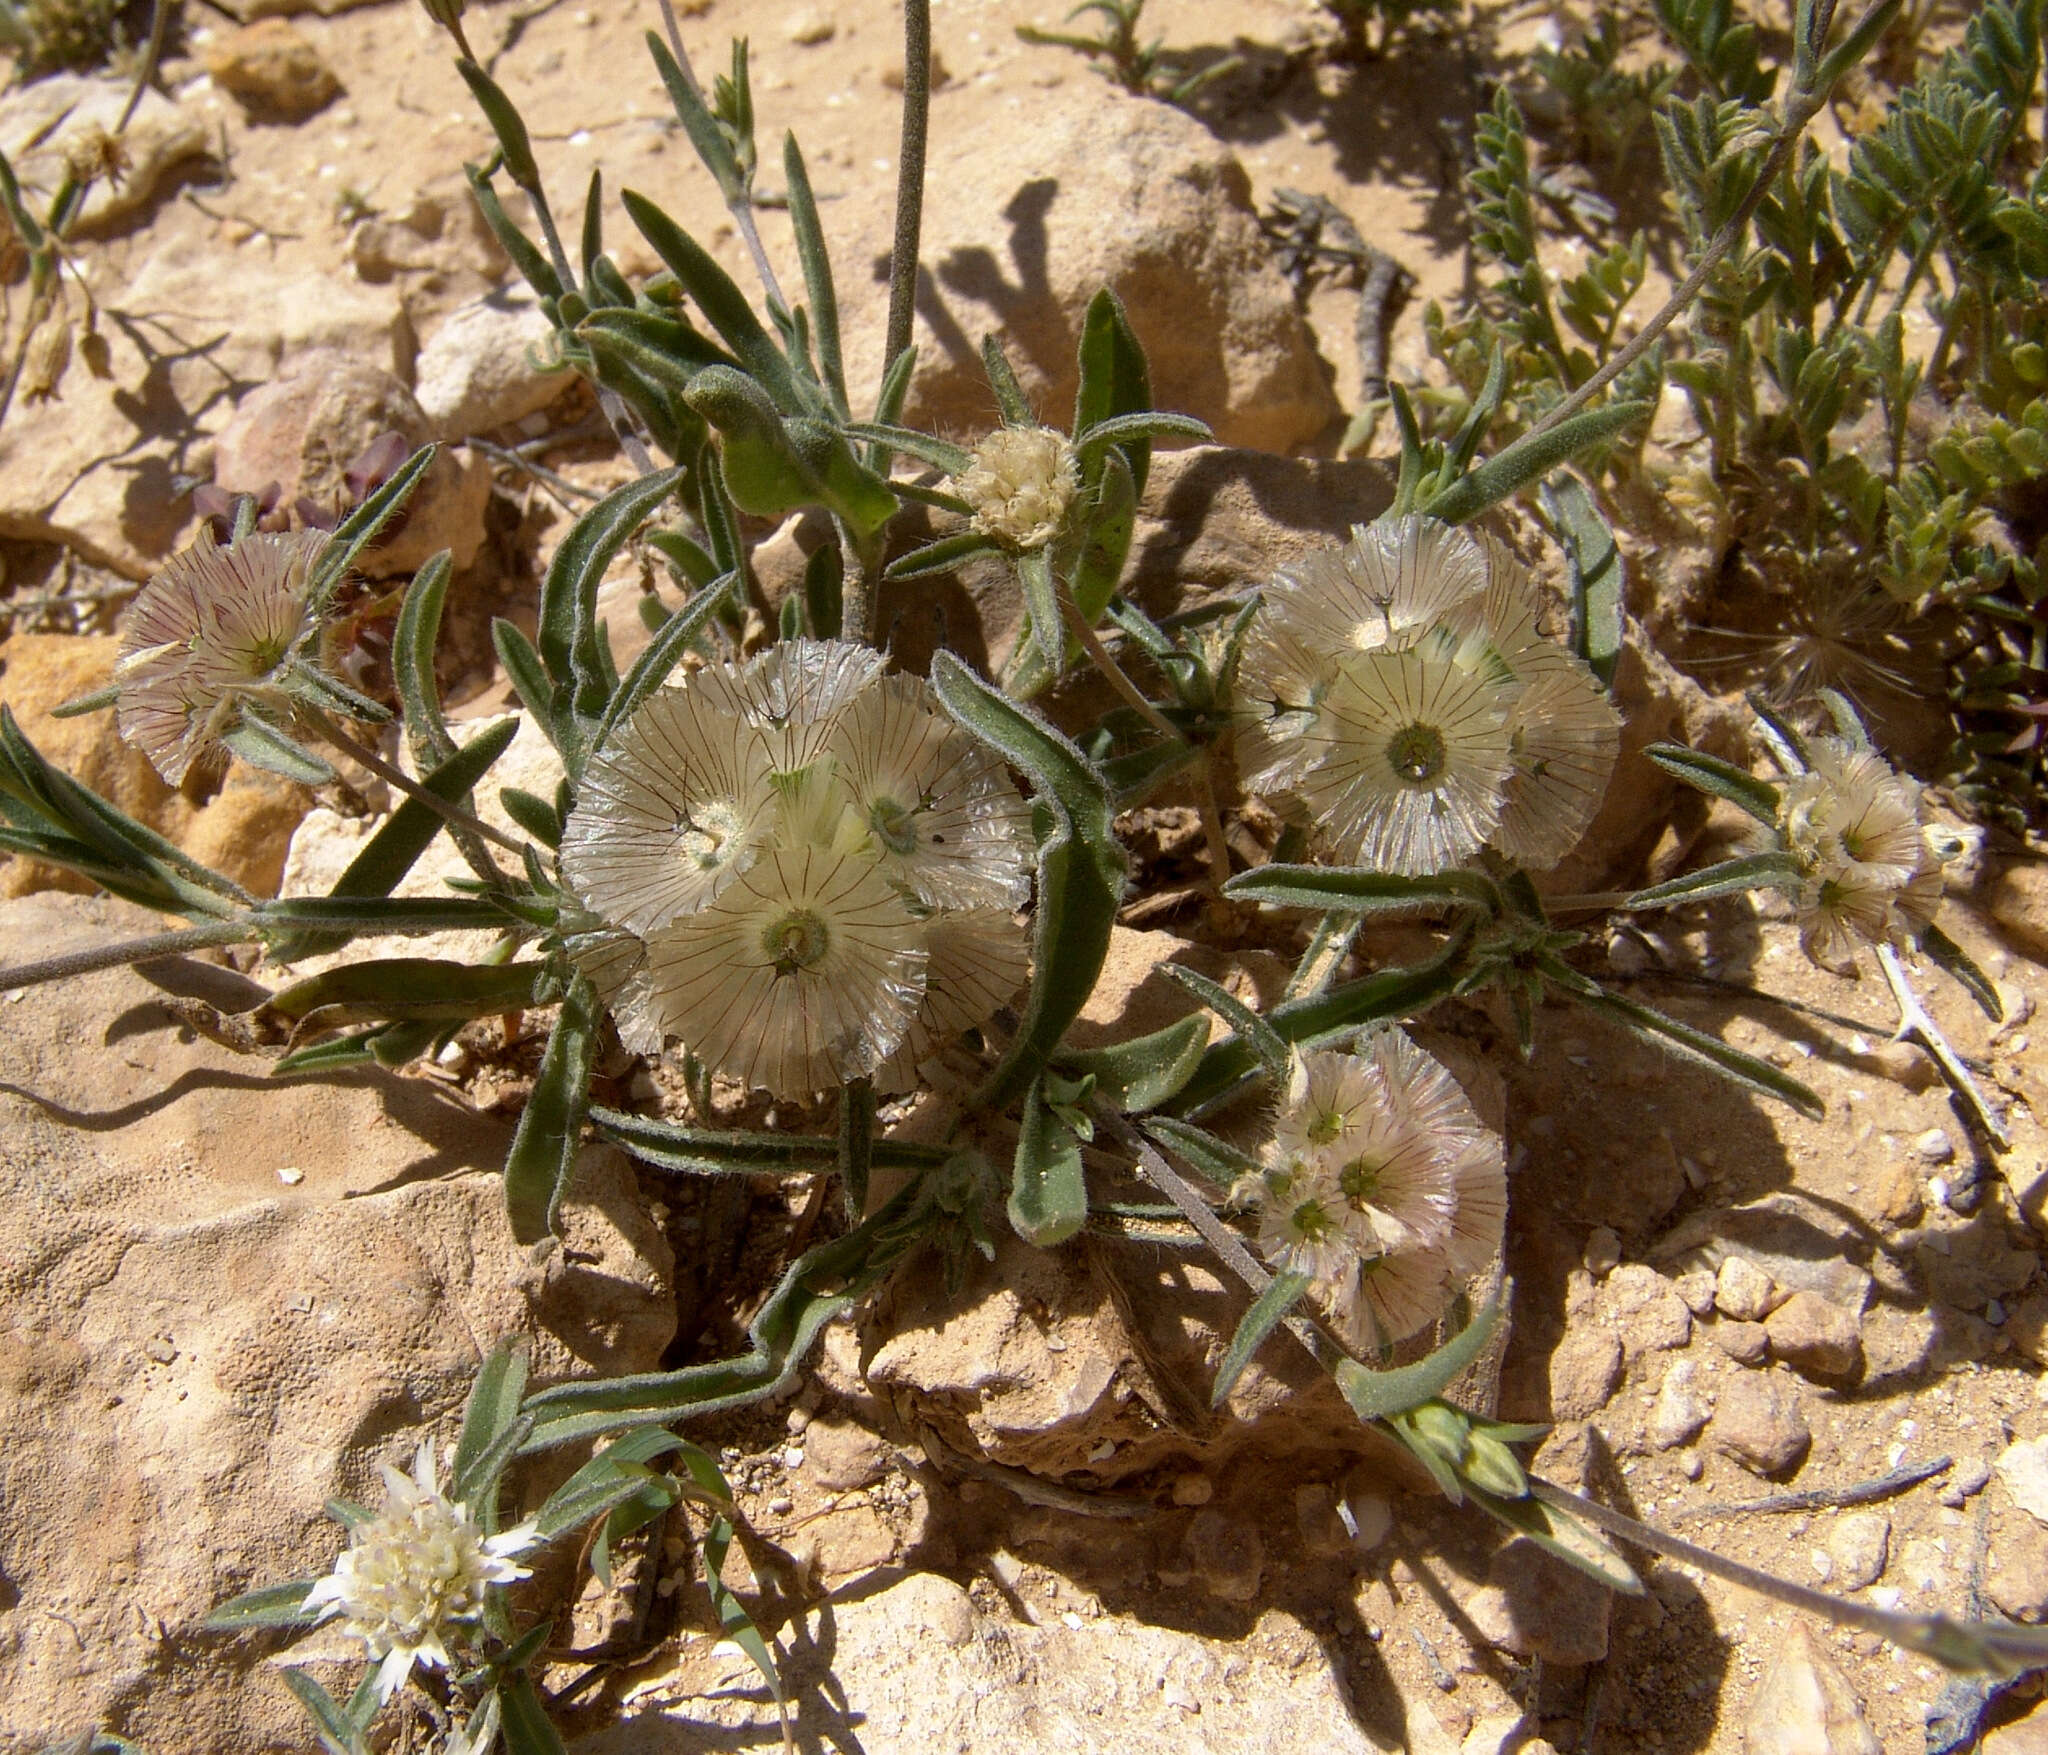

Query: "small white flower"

xmin=1492 ymin=665 xmax=1623 ymax=870
xmin=952 ymin=426 xmax=1079 ymax=552
xmin=1253 ymin=1157 xmax=1355 ymax=1285
xmin=302 ymin=1441 xmax=539 ymax=1704
xmin=115 ymin=530 xmax=329 ymax=783
xmin=875 ymin=905 xmax=1031 ymax=1093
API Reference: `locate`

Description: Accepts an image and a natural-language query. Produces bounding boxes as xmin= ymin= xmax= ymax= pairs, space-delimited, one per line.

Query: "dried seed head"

xmin=114 ymin=530 xmax=329 ymax=783
xmin=953 ymin=425 xmax=1078 ymax=552
xmin=19 ymin=314 xmax=72 ymax=404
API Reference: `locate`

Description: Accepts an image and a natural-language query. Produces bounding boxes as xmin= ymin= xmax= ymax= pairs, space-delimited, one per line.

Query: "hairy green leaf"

xmin=503 ymin=972 xmax=598 ymax=1243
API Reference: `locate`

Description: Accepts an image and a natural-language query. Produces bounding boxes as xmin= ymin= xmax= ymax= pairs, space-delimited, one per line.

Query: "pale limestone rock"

xmin=1716 ymin=1255 xmax=1779 ymax=1323
xmin=1998 ymin=1436 xmax=2048 ymax=1525
xmin=838 ymin=85 xmax=1337 ymax=456
xmin=1647 ymin=1359 xmax=1710 ymax=1451
xmin=201 ymin=18 xmax=339 ymax=119
xmin=415 ymin=287 xmax=575 ymax=439
xmin=1742 ymin=1623 xmax=1880 ymax=1754
xmin=1465 ymin=1538 xmax=1611 ymax=1665
xmin=1712 ymin=1373 xmax=1811 ymax=1476
xmin=1547 ymin=1328 xmax=1622 ymax=1421
xmin=1825 ymin=1511 xmax=1889 ymax=1590
xmin=0 ymin=74 xmax=208 ymax=230
xmin=1764 ymin=1290 xmax=1863 ymax=1379
xmin=0 ymin=894 xmax=673 ymax=1754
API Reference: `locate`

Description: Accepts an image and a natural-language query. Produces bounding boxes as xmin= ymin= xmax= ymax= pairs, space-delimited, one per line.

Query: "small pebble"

xmin=768 ymin=1495 xmax=793 ymax=1514
xmin=1940 ymin=1456 xmax=1992 ymax=1509
xmin=782 ymin=1448 xmax=805 ymax=1470
xmin=1914 ymin=1127 xmax=1957 ymax=1165
xmin=1582 ymin=1226 xmax=1622 ymax=1277
xmin=786 ymin=1407 xmax=812 ymax=1435
xmin=1827 ymin=1510 xmax=1890 ymax=1589
xmin=1171 ymin=1474 xmax=1213 ymax=1506
xmin=1716 ymin=1256 xmax=1779 ymax=1323
xmin=1674 ymin=1270 xmax=1717 ymax=1317
xmin=276 ymin=1166 xmax=304 ymax=1185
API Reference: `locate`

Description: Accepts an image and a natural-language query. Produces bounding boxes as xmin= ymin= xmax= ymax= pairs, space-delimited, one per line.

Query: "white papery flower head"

xmin=874 ymin=905 xmax=1032 ymax=1093
xmin=828 ymin=674 xmax=1033 ymax=908
xmin=953 ymin=425 xmax=1078 ymax=552
xmin=639 ymin=847 xmax=929 ymax=1095
xmin=1771 ymin=734 xmax=1947 ymax=971
xmin=1290 ymin=640 xmax=1516 ymax=875
xmin=302 ymin=1441 xmax=539 ymax=1704
xmin=1255 ymin=1033 xmax=1505 ymax=1350
xmin=115 ymin=530 xmax=329 ymax=783
xmin=1241 ymin=516 xmax=1620 ymax=873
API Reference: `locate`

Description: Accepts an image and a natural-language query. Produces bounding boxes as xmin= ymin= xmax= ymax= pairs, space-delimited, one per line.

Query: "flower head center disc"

xmin=1339 ymin=1158 xmax=1385 ymax=1206
xmin=678 ymin=801 xmax=744 ymax=873
xmin=764 ymin=907 xmax=831 ymax=976
xmin=869 ymin=796 xmax=922 ymax=857
xmin=1385 ymin=724 xmax=1448 ymax=787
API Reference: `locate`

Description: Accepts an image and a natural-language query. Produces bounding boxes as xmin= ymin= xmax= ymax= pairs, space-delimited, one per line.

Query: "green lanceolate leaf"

xmin=1567 ymin=980 xmax=1825 ymax=1118
xmin=592 ymin=571 xmax=738 ymax=752
xmin=645 ymin=33 xmax=747 ymax=205
xmin=520 ymin=1180 xmax=924 ymax=1450
xmin=843 ymin=421 xmax=976 ymax=476
xmin=499 ymin=786 xmax=562 ymax=847
xmin=1055 ymin=1013 xmax=1210 ymax=1113
xmin=1918 ymin=921 xmax=2002 ymax=1022
xmin=457 ymin=60 xmax=541 ymax=189
xmin=1139 ymin=1114 xmax=1257 ymax=1186
xmin=981 ymin=336 xmax=1034 ymax=426
xmin=498 ymin=1671 xmax=570 ymax=1755
xmin=492 ymin=620 xmax=557 ymax=737
xmin=1626 ymin=850 xmax=1800 ymax=909
xmin=929 ymin=652 xmax=1126 ymax=1112
xmin=1540 ymin=472 xmax=1625 ymax=687
xmin=393 ymin=553 xmax=459 ymax=769
xmin=590 ymin=1104 xmax=951 ymax=1176
xmin=782 ymin=131 xmax=847 ymax=416
xmin=1642 ymin=742 xmax=1783 ymax=824
xmin=622 ymin=188 xmax=809 ymax=412
xmin=50 ymin=682 xmax=118 ymax=719
xmin=885 ymin=530 xmax=1000 ymax=580
xmin=1335 ymin=1295 xmax=1504 ymax=1420
xmin=1160 ymin=963 xmax=1288 ymax=1082
xmin=503 ymin=972 xmax=598 ymax=1244
xmin=221 ymin=716 xmax=334 ymax=784
xmin=202 ymin=1579 xmax=322 ymax=1631
xmin=312 ymin=446 xmax=440 ymax=602
xmin=266 ymin=958 xmax=546 ymax=1025
xmin=281 ymin=1668 xmax=368 ymax=1755
xmin=1225 ymin=864 xmax=1501 ymax=917
xmin=465 ymin=164 xmax=563 ymax=299
xmin=1425 ymin=400 xmax=1654 ymax=524
xmin=533 ymin=1425 xmax=686 ymax=1540
xmin=260 ymin=896 xmax=514 ymax=934
xmin=1170 ymin=926 xmax=1476 ymax=1115
xmin=453 ymin=1339 xmax=532 ymax=1508
xmin=1072 ymin=288 xmax=1156 ymax=498
xmin=1015 ymin=544 xmax=1065 ymax=683
xmin=1212 ymin=1269 xmax=1312 ymax=1407
xmin=1469 ymin=1483 xmax=1642 ymax=1594
xmin=537 ymin=467 xmax=685 ymax=742
xmin=1011 ymin=1070 xmax=1088 ymax=1245
xmin=1069 ymin=448 xmax=1136 ymax=628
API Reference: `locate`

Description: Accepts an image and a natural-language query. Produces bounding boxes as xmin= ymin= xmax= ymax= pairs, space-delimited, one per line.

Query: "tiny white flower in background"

xmin=952 ymin=425 xmax=1079 ymax=552
xmin=1239 ymin=514 xmax=1619 ymax=875
xmin=114 ymin=530 xmax=330 ymax=784
xmin=1252 ymin=1033 xmax=1505 ymax=1352
xmin=1767 ymin=734 xmax=1948 ymax=973
xmin=302 ymin=1441 xmax=539 ymax=1704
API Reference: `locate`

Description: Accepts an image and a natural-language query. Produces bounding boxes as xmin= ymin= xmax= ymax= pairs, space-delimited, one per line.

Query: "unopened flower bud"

xmin=20 ymin=315 xmax=71 ymax=404
xmin=1462 ymin=1431 xmax=1528 ymax=1499
xmin=953 ymin=425 xmax=1078 ymax=552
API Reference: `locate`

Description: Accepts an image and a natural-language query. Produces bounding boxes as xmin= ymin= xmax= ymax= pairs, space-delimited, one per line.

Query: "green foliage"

xmin=0 ymin=0 xmax=118 ymax=74
xmin=1015 ymin=0 xmax=1241 ymax=105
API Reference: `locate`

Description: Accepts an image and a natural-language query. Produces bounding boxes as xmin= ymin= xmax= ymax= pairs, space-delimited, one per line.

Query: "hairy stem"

xmin=301 ymin=709 xmax=525 ymax=865
xmin=0 ymin=919 xmax=251 ymax=993
xmin=881 ymin=0 xmax=932 ymax=394
xmin=1877 ymin=942 xmax=2009 ymax=1150
xmin=1058 ymin=590 xmax=1180 ymax=741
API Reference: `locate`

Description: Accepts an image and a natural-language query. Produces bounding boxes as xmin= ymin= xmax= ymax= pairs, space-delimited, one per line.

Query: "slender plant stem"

xmin=1058 ymin=590 xmax=1180 ymax=741
xmin=0 ymin=919 xmax=251 ymax=992
xmin=300 ymin=709 xmax=525 ymax=862
xmin=118 ymin=0 xmax=177 ymax=133
xmin=1877 ymin=942 xmax=2009 ymax=1150
xmin=1525 ymin=95 xmax=1821 ymax=443
xmin=881 ymin=0 xmax=932 ymax=394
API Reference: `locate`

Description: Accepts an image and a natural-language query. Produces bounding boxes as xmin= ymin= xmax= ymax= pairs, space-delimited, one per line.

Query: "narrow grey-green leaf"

xmin=1056 ymin=1012 xmax=1210 ymax=1113
xmin=782 ymin=131 xmax=846 ymax=417
xmin=592 ymin=571 xmax=738 ymax=752
xmin=981 ymin=336 xmax=1033 ymax=425
xmin=1570 ymin=983 xmax=1825 ymax=1119
xmin=885 ymin=531 xmax=1000 ymax=580
xmin=1917 ymin=921 xmax=2002 ymax=1022
xmin=1010 ymin=1071 xmax=1087 ymax=1246
xmin=503 ymin=972 xmax=598 ymax=1243
xmin=1212 ymin=1269 xmax=1311 ymax=1407
xmin=1426 ymin=400 xmax=1653 ymax=524
xmin=266 ymin=958 xmax=544 ymax=1025
xmin=1467 ymin=1482 xmax=1643 ymax=1594
xmin=201 ymin=1579 xmax=322 ymax=1631
xmin=498 ymin=1672 xmax=570 ymax=1755
xmin=1642 ymin=742 xmax=1783 ymax=824
xmin=220 ymin=716 xmax=334 ymax=784
xmin=312 ymin=446 xmax=439 ymax=600
xmin=1626 ymin=851 xmax=1800 ymax=910
xmin=281 ymin=1668 xmax=367 ymax=1755
xmin=929 ymin=652 xmax=1125 ymax=1113
xmin=1139 ymin=1114 xmax=1257 ymax=1186
xmin=1225 ymin=864 xmax=1500 ymax=916
xmin=843 ymin=421 xmax=976 ymax=475
xmin=1160 ymin=963 xmax=1288 ymax=1082
xmin=1540 ymin=472 xmax=1624 ymax=687
xmin=453 ymin=1339 xmax=531 ymax=1506
xmin=393 ymin=552 xmax=458 ymax=770
xmin=1335 ymin=1295 xmax=1504 ymax=1420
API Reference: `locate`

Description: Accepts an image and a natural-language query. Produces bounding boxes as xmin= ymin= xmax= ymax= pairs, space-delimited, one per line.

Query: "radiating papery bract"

xmin=691 ymin=637 xmax=888 ymax=773
xmin=114 ymin=530 xmax=327 ymax=783
xmin=302 ymin=1441 xmax=539 ymax=1704
xmin=1493 ymin=665 xmax=1623 ymax=869
xmin=560 ymin=686 xmax=775 ymax=935
xmin=829 ymin=674 xmax=1033 ymax=908
xmin=639 ymin=847 xmax=928 ymax=1094
xmin=1240 ymin=515 xmax=1621 ymax=873
xmin=876 ymin=905 xmax=1031 ymax=1092
xmin=1252 ymin=1034 xmax=1505 ymax=1351
xmin=1293 ymin=643 xmax=1516 ymax=875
